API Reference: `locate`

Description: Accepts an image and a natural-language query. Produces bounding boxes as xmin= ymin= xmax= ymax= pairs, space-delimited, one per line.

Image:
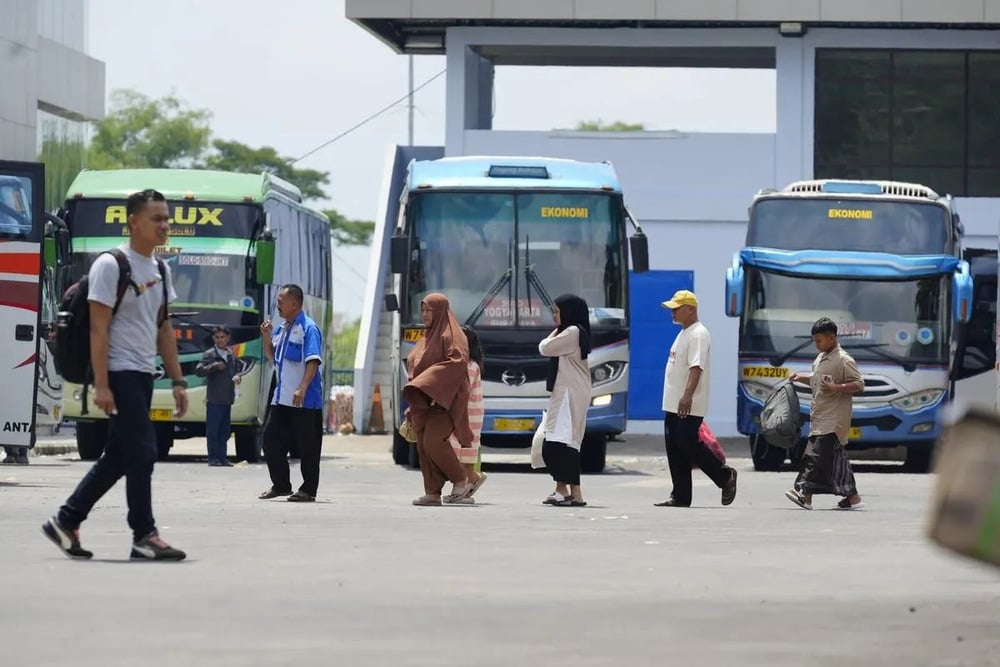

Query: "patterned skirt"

xmin=795 ymin=433 xmax=858 ymax=497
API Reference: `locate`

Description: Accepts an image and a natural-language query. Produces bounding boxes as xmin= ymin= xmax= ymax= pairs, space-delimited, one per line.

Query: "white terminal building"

xmin=347 ymin=0 xmax=1000 ymax=437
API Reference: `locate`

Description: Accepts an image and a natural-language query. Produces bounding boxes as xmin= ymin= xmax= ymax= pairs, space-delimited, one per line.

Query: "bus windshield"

xmin=0 ymin=176 xmax=33 ymax=236
xmin=405 ymin=191 xmax=626 ymax=328
xmin=740 ymin=268 xmax=950 ymax=366
xmin=748 ymin=198 xmax=951 ymax=254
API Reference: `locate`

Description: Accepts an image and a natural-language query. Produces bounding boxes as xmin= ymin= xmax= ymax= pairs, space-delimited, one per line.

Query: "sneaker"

xmin=130 ymin=531 xmax=186 ymax=561
xmin=784 ymin=488 xmax=812 ymax=510
xmin=42 ymin=517 xmax=93 ymax=559
xmin=835 ymin=498 xmax=865 ymax=510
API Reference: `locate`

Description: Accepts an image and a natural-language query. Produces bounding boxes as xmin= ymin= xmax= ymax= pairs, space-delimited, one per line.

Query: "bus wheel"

xmin=581 ymin=434 xmax=608 ymax=474
xmin=75 ymin=420 xmax=107 ymax=461
xmin=392 ymin=431 xmax=410 ymax=466
xmin=154 ymin=423 xmax=173 ymax=461
xmin=904 ymin=443 xmax=934 ymax=473
xmin=750 ymin=435 xmax=786 ymax=471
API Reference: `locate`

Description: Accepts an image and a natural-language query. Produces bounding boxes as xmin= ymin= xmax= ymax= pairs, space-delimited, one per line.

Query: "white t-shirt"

xmin=87 ymin=245 xmax=176 ymax=373
xmin=661 ymin=321 xmax=711 ymax=417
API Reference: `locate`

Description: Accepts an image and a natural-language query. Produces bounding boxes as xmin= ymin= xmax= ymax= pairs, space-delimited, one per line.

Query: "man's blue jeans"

xmin=58 ymin=371 xmax=158 ymax=541
xmin=205 ymin=403 xmax=232 ymax=463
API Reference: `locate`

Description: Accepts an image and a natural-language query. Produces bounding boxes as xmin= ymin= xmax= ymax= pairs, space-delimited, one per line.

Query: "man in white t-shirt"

xmin=43 ymin=189 xmax=188 ymax=560
xmin=655 ymin=290 xmax=738 ymax=508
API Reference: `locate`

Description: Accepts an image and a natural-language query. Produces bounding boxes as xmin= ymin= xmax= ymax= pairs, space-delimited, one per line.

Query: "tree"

xmin=573 ymin=119 xmax=646 ymax=132
xmin=204 ymin=140 xmax=329 ymax=200
xmin=331 ymin=318 xmax=361 ymax=369
xmin=323 ymin=208 xmax=375 ymax=246
xmin=89 ymin=90 xmax=212 ymax=169
xmin=81 ymin=89 xmax=375 ymax=246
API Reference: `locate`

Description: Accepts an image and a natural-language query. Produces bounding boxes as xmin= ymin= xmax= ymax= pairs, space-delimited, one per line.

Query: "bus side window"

xmin=955 ymin=278 xmax=997 ymax=380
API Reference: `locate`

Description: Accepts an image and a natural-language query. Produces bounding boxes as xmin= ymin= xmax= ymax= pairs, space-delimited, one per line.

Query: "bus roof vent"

xmin=786 ymin=180 xmax=825 ymax=193
xmin=878 ymin=181 xmax=939 ymax=198
xmin=784 ymin=179 xmax=939 ymax=199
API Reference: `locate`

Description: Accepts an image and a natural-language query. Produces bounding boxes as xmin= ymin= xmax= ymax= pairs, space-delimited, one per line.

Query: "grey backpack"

xmin=759 ymin=380 xmax=803 ymax=449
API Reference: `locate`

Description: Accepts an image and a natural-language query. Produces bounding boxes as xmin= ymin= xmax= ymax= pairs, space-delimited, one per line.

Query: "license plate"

xmin=741 ymin=366 xmax=789 ymax=379
xmin=849 ymin=427 xmax=862 ymax=440
xmin=150 ymin=409 xmax=173 ymax=421
xmin=494 ymin=418 xmax=535 ymax=432
xmin=402 ymin=329 xmax=425 ymax=342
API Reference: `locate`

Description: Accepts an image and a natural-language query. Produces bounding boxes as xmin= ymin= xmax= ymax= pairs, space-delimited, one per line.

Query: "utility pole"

xmin=407 ymin=55 xmax=415 ymax=146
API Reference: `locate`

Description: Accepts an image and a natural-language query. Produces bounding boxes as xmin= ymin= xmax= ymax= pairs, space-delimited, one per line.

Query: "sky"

xmin=87 ymin=0 xmax=776 ymax=320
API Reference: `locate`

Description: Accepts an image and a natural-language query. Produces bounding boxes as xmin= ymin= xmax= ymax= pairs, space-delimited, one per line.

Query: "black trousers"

xmin=664 ymin=412 xmax=732 ymax=506
xmin=59 ymin=371 xmax=158 ymax=540
xmin=543 ymin=440 xmax=580 ymax=486
xmin=263 ymin=405 xmax=323 ymax=496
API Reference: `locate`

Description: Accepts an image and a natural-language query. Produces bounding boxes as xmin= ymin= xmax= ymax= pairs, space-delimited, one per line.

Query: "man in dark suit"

xmin=195 ymin=325 xmax=240 ymax=466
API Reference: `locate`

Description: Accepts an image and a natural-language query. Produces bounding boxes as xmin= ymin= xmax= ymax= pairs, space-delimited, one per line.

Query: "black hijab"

xmin=545 ymin=294 xmax=592 ymax=392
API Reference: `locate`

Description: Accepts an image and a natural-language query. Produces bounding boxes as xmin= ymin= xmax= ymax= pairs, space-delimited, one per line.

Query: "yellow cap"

xmin=662 ymin=289 xmax=698 ymax=309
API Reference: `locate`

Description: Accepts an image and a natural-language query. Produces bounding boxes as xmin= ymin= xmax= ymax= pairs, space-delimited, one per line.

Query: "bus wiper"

xmin=841 ymin=342 xmax=917 ymax=373
xmin=465 ymin=269 xmax=512 ymax=328
xmin=523 ymin=236 xmax=554 ymax=315
xmin=169 ymin=311 xmax=216 ymax=336
xmin=769 ymin=337 xmax=814 ymax=367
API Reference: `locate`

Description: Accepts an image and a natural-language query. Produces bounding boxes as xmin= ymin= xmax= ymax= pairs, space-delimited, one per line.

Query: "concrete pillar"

xmin=773 ymin=36 xmax=811 ymax=188
xmin=445 ymin=30 xmax=494 ymax=156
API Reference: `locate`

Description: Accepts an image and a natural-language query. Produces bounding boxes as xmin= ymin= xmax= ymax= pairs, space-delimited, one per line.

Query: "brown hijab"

xmin=404 ymin=293 xmax=473 ymax=443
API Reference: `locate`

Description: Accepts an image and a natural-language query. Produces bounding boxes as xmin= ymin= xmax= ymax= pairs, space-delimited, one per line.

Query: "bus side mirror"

xmin=725 ymin=254 xmax=744 ymax=317
xmin=629 ymin=231 xmax=649 ymax=273
xmin=384 ymin=293 xmax=399 ymax=312
xmin=255 ymin=229 xmax=276 ymax=285
xmin=44 ymin=236 xmax=56 ymax=269
xmin=390 ymin=232 xmax=408 ymax=275
xmin=952 ymin=261 xmax=973 ymax=323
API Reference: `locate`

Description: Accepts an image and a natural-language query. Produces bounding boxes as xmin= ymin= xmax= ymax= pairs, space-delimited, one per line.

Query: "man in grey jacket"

xmin=195 ymin=325 xmax=241 ymax=466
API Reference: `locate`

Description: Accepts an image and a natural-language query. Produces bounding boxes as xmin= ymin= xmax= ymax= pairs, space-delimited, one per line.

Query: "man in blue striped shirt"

xmin=258 ymin=284 xmax=325 ymax=502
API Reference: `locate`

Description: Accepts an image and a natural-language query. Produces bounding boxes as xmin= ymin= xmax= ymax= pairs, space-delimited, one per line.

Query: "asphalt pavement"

xmin=1 ymin=433 xmax=997 ymax=667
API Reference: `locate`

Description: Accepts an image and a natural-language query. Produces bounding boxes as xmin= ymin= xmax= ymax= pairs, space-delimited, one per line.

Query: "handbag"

xmin=398 ymin=418 xmax=417 ymax=443
xmin=530 ymin=412 xmax=547 ymax=469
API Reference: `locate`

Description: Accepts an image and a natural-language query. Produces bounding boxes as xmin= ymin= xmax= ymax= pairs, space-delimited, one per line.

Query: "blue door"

xmin=628 ymin=270 xmax=694 ymax=419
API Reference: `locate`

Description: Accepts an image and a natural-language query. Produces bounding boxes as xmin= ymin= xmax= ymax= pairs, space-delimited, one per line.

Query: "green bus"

xmin=57 ymin=169 xmax=333 ymax=460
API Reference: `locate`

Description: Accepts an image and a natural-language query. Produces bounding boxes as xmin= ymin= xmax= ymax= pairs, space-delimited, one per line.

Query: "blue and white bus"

xmin=725 ymin=179 xmax=974 ymax=472
xmin=386 ymin=156 xmax=648 ymax=472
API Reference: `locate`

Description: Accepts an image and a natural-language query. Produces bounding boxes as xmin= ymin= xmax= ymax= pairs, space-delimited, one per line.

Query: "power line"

xmin=330 ymin=247 xmax=368 ymax=283
xmin=290 ymin=68 xmax=446 ymax=165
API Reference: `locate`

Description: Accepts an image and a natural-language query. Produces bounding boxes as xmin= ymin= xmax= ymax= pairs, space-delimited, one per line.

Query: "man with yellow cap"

xmin=655 ymin=290 xmax=738 ymax=508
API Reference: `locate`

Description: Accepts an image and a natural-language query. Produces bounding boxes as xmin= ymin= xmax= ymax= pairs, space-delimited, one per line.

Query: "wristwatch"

xmin=172 ymin=379 xmax=188 ymax=389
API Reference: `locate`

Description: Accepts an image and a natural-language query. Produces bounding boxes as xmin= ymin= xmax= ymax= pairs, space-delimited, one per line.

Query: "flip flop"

xmin=569 ymin=499 xmax=587 ymax=507
xmin=412 ymin=496 xmax=442 ymax=506
xmin=466 ymin=473 xmax=488 ymax=498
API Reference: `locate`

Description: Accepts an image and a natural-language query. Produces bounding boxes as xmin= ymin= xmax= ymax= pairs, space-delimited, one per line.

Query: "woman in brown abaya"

xmin=404 ymin=293 xmax=475 ymax=506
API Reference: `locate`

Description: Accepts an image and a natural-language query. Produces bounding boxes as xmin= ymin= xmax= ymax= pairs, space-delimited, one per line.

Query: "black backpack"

xmin=758 ymin=379 xmax=803 ymax=449
xmin=53 ymin=249 xmax=167 ymax=413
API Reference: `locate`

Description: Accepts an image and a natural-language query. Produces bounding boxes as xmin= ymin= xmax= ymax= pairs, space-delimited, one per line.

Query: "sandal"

xmin=412 ymin=495 xmax=442 ymax=506
xmin=570 ymin=499 xmax=587 ymax=507
xmin=466 ymin=473 xmax=488 ymax=498
xmin=258 ymin=488 xmax=293 ymax=500
xmin=443 ymin=494 xmax=474 ymax=505
xmin=543 ymin=492 xmax=568 ymax=505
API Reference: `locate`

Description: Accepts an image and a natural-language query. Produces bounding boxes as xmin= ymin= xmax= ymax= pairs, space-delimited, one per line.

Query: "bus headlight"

xmin=591 ymin=361 xmax=626 ymax=386
xmin=591 ymin=394 xmax=613 ymax=407
xmin=890 ymin=389 xmax=944 ymax=412
xmin=741 ymin=381 xmax=770 ymax=401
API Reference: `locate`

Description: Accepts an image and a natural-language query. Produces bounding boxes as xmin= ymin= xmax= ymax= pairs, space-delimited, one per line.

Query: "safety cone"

xmin=368 ymin=383 xmax=386 ymax=434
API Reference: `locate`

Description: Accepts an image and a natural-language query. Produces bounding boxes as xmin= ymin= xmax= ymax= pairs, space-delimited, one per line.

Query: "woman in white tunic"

xmin=538 ymin=294 xmax=592 ymax=507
